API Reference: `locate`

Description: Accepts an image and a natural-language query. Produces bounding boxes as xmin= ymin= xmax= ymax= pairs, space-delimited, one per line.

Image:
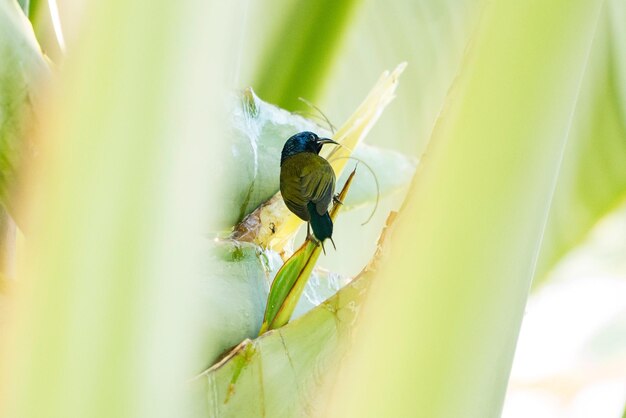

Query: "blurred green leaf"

xmin=0 ymin=2 xmax=241 ymax=418
xmin=534 ymin=0 xmax=626 ymax=288
xmin=320 ymin=0 xmax=482 ymax=156
xmin=0 ymin=0 xmax=48 ymax=208
xmin=1 ymin=0 xmax=622 ymax=417
xmin=0 ymin=204 xmax=16 ymax=279
xmin=15 ymin=0 xmax=28 ymax=15
xmin=253 ymin=0 xmax=362 ymax=111
xmin=27 ymin=0 xmax=37 ymax=17
xmin=26 ymin=0 xmax=64 ymax=62
xmin=325 ymin=1 xmax=605 ymax=416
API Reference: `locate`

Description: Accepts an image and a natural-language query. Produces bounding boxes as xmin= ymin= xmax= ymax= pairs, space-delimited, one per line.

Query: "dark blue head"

xmin=280 ymin=131 xmax=338 ymax=165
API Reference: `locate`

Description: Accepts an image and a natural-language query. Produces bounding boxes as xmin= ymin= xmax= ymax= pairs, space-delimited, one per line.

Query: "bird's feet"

xmin=315 ymin=238 xmax=336 ymax=254
xmin=333 ymin=194 xmax=343 ymax=206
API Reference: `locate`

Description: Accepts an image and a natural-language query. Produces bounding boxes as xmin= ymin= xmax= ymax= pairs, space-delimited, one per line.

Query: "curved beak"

xmin=317 ymin=138 xmax=339 ymax=146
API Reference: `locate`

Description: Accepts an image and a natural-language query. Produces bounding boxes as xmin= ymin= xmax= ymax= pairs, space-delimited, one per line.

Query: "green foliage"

xmin=320 ymin=0 xmax=481 ymax=155
xmin=253 ymin=0 xmax=361 ymax=111
xmin=196 ymin=240 xmax=269 ymax=368
xmin=15 ymin=0 xmax=28 ymax=15
xmin=534 ymin=0 xmax=626 ymax=287
xmin=195 ymin=237 xmax=354 ymax=370
xmin=195 ymin=265 xmax=374 ymax=418
xmin=259 ymin=240 xmax=319 ymax=333
xmin=325 ymin=2 xmax=607 ymax=416
xmin=0 ymin=1 xmax=240 ymax=418
xmin=1 ymin=0 xmax=625 ymax=417
xmin=0 ymin=0 xmax=48 ymax=210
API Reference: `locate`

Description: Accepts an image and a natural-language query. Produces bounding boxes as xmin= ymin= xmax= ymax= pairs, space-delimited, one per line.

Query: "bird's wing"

xmin=300 ymin=156 xmax=336 ymax=215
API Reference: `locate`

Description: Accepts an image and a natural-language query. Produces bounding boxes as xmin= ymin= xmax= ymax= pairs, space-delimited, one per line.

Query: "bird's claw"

xmin=333 ymin=194 xmax=343 ymax=205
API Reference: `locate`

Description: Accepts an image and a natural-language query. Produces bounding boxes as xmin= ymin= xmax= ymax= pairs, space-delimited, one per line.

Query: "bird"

xmin=280 ymin=131 xmax=339 ymax=252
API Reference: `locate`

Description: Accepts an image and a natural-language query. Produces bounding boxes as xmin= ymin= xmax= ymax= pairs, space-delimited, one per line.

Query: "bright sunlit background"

xmin=504 ymin=203 xmax=626 ymax=418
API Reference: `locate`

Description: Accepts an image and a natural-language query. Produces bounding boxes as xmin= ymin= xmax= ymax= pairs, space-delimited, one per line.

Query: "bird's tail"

xmin=307 ymin=202 xmax=334 ymax=250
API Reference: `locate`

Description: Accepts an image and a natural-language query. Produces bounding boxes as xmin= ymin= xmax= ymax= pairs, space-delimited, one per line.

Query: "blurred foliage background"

xmin=0 ymin=0 xmax=625 ymax=417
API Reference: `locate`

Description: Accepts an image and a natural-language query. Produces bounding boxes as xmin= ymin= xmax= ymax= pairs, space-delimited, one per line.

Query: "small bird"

xmin=280 ymin=131 xmax=339 ymax=252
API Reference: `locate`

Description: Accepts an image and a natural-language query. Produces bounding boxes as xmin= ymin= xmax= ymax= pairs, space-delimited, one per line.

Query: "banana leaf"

xmin=252 ymin=0 xmax=361 ymax=112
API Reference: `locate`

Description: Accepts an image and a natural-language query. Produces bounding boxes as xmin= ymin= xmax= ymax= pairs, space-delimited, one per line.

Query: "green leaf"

xmin=0 ymin=2 xmax=242 ymax=418
xmin=195 ymin=238 xmax=350 ymax=370
xmin=253 ymin=0 xmax=362 ymax=111
xmin=194 ymin=243 xmax=377 ymax=418
xmin=24 ymin=0 xmax=64 ymax=61
xmin=15 ymin=0 xmax=28 ymax=16
xmin=0 ymin=0 xmax=48 ymax=208
xmin=259 ymin=240 xmax=319 ymax=333
xmin=193 ymin=204 xmax=395 ymax=418
xmin=319 ymin=0 xmax=482 ymax=156
xmin=195 ymin=240 xmax=271 ymax=368
xmin=27 ymin=0 xmax=37 ymax=17
xmin=325 ymin=1 xmax=606 ymax=417
xmin=534 ymin=0 xmax=626 ymax=287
